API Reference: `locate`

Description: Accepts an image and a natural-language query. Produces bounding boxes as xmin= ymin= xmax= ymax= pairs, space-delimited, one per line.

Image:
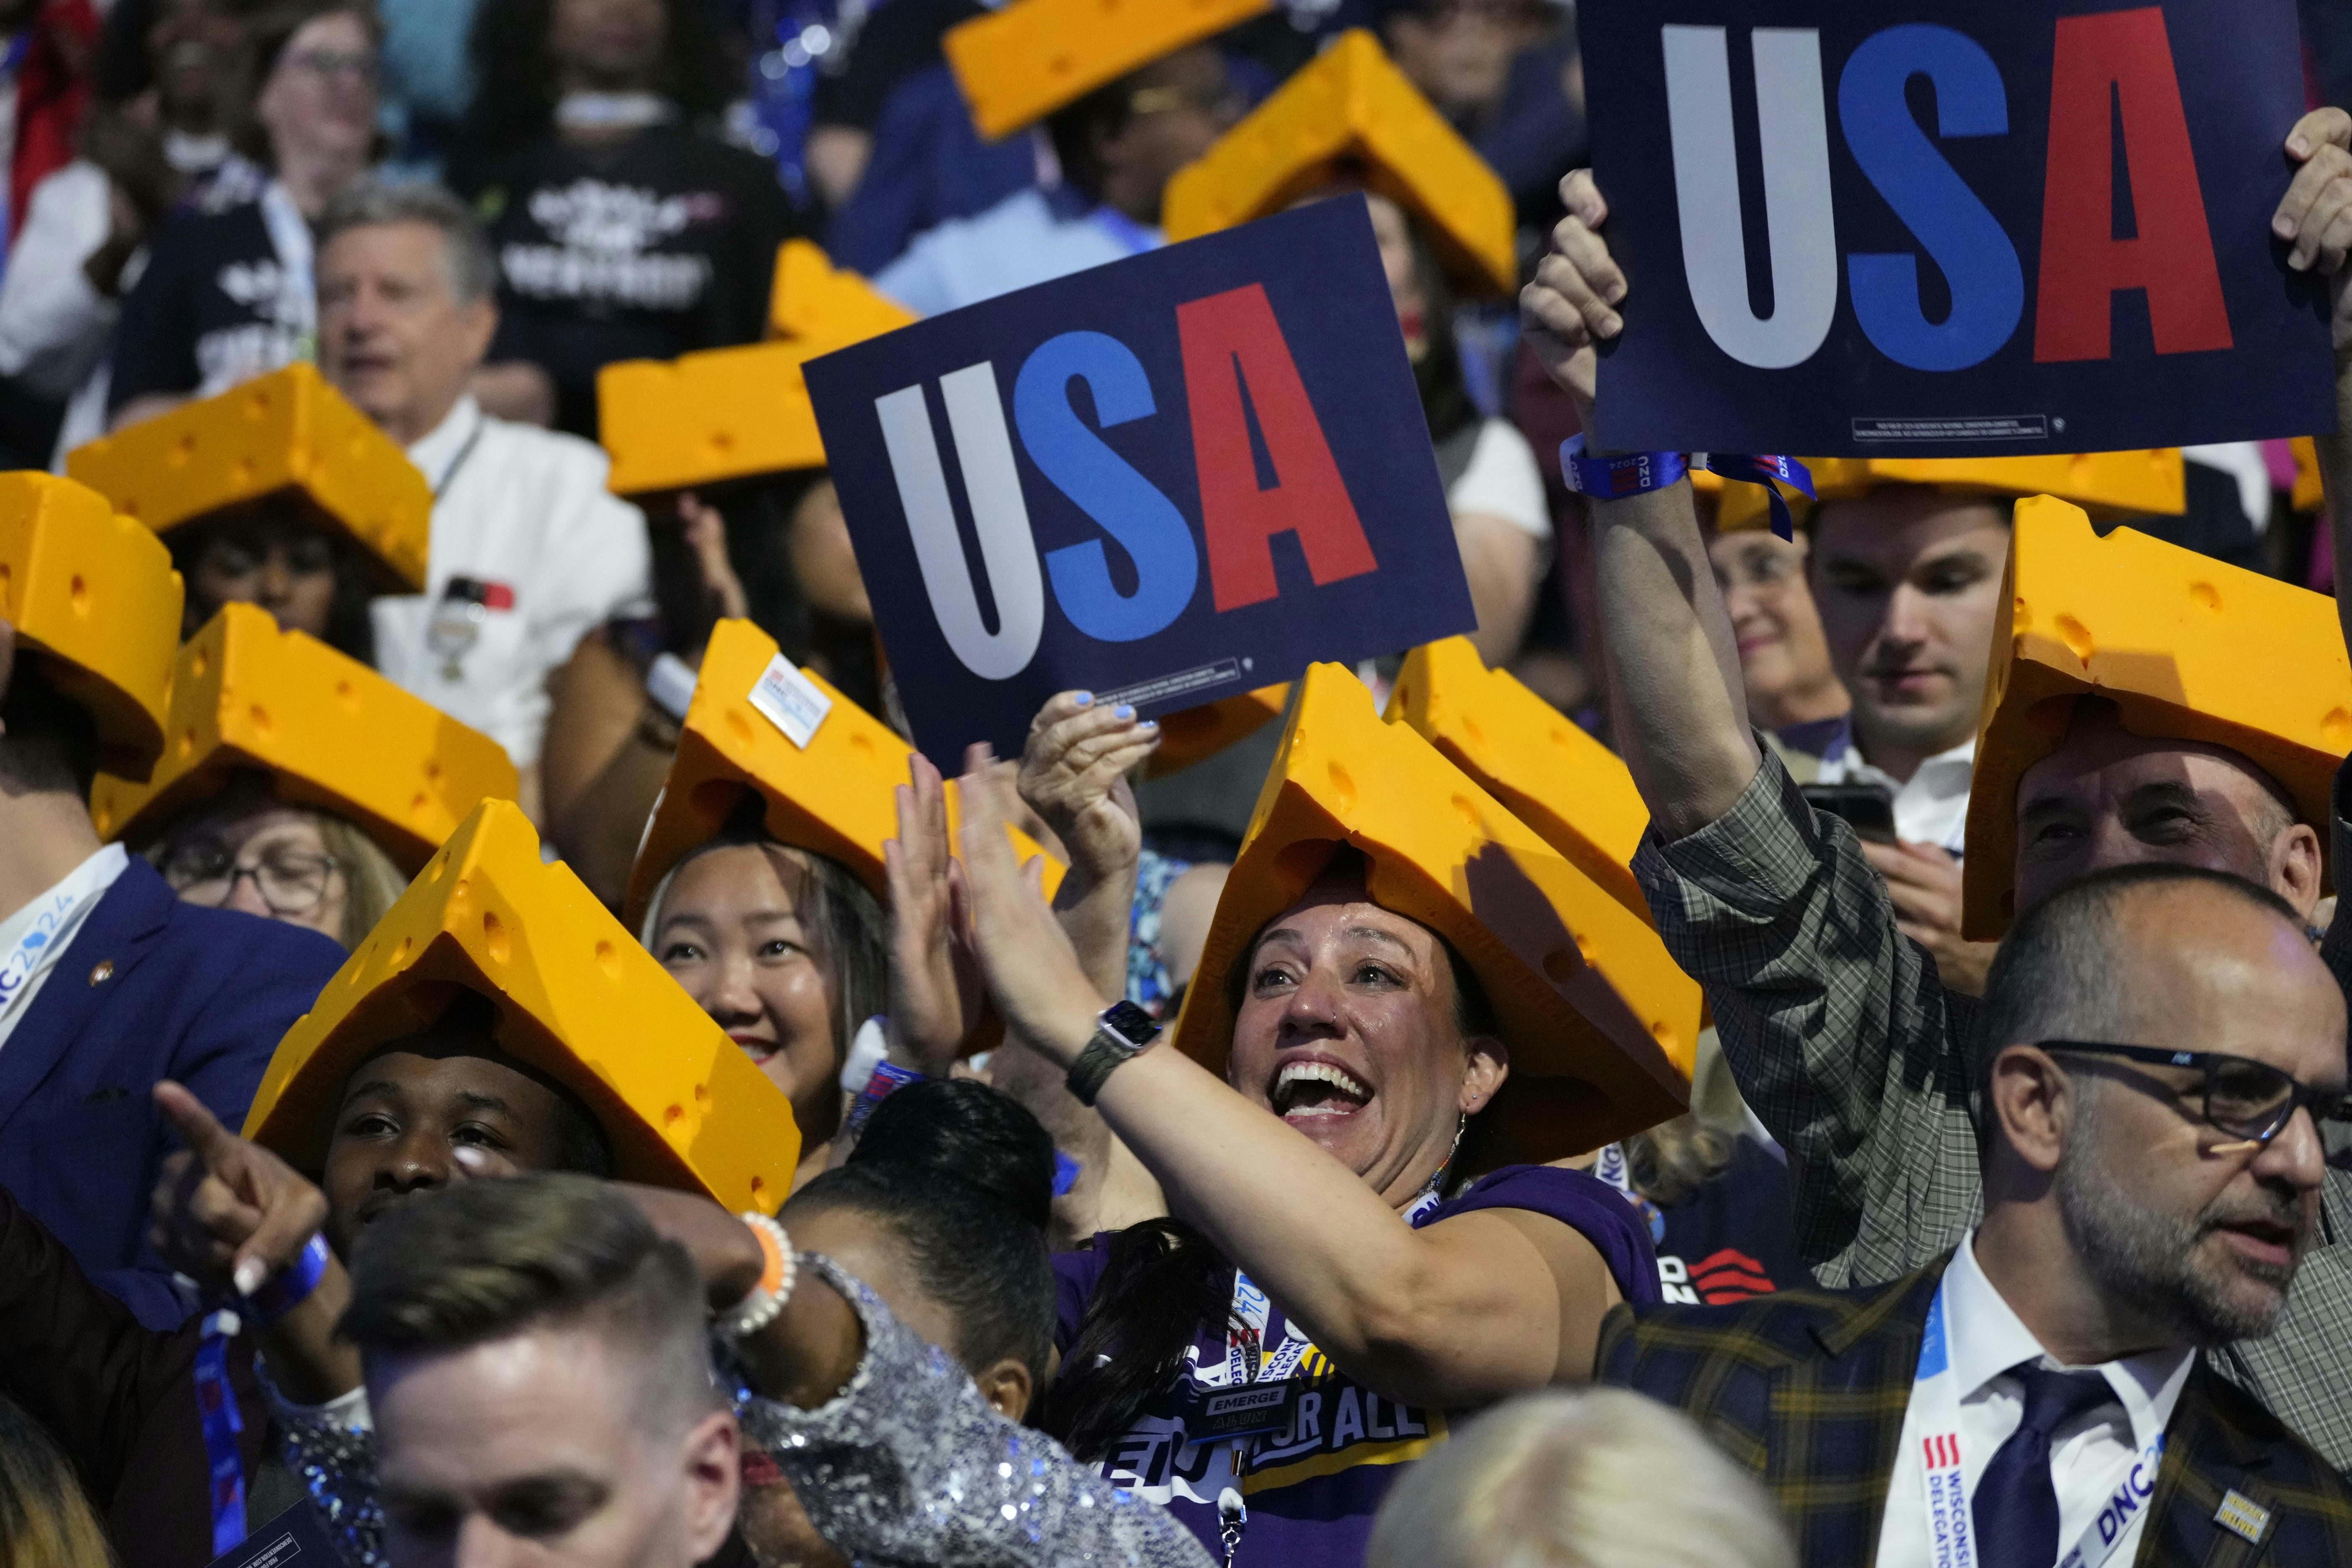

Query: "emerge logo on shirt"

xmin=501 ymin=178 xmax=723 ymax=310
xmin=1658 ymin=1247 xmax=1777 ymax=1305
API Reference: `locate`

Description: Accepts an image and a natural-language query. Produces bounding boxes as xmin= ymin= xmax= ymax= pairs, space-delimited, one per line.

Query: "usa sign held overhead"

xmin=805 ymin=196 xmax=1477 ymax=767
xmin=1575 ymin=0 xmax=2334 ymax=456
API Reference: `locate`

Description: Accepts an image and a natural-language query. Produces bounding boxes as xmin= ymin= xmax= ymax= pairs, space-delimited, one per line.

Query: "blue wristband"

xmin=248 ymin=1232 xmax=332 ymax=1325
xmin=1558 ymin=437 xmax=1815 ymax=541
xmin=844 ymin=1059 xmax=925 ymax=1137
xmin=1557 ymin=437 xmax=1689 ymax=503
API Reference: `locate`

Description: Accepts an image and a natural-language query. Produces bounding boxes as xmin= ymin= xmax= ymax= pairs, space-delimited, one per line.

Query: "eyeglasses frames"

xmin=2037 ymin=1039 xmax=2352 ymax=1150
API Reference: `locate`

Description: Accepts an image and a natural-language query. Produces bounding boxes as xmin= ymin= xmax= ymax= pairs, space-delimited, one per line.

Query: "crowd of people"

xmin=0 ymin=0 xmax=2351 ymax=1565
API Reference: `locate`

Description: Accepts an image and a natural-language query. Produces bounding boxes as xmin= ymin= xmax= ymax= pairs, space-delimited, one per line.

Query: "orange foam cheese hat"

xmin=1385 ymin=637 xmax=1649 ymax=926
xmin=245 ymin=799 xmax=801 ymax=1210
xmin=944 ymin=0 xmax=1270 ymax=142
xmin=1171 ymin=663 xmax=1696 ymax=1161
xmin=66 ymin=365 xmax=432 ymax=592
xmin=1714 ymin=450 xmax=2184 ymax=534
xmin=91 ymin=604 xmax=518 ymax=872
xmin=767 ymin=239 xmax=917 ymax=345
xmin=1962 ymin=497 xmax=2352 ymax=939
xmin=624 ymin=618 xmax=1063 ymax=931
xmin=0 ymin=473 xmax=181 ymax=781
xmin=601 ymin=245 xmax=913 ymax=496
xmin=1163 ymin=30 xmax=1515 ymax=299
xmin=1143 ymin=682 xmax=1290 ymax=779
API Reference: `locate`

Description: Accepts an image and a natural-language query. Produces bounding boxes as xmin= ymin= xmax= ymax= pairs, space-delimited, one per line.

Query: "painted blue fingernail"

xmin=1074 ymin=691 xmax=1094 ymax=706
xmin=1140 ymin=719 xmax=1159 ymax=730
xmin=1114 ymin=704 xmax=1136 ymax=720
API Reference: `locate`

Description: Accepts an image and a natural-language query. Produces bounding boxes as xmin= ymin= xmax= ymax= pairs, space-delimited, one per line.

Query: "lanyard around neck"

xmin=1899 ymin=1277 xmax=2163 ymax=1568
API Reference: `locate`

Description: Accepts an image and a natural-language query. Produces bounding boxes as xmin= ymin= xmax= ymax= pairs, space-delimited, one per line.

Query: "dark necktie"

xmin=1969 ymin=1362 xmax=2117 ymax=1567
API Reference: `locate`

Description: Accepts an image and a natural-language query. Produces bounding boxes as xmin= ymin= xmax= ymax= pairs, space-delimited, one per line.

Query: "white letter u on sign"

xmin=875 ymin=365 xmax=1047 ymax=681
xmin=1662 ymin=25 xmax=1838 ymax=369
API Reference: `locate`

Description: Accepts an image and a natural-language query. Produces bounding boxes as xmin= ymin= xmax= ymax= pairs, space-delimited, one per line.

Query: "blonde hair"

xmin=1367 ymin=1388 xmax=1795 ymax=1568
xmin=0 ymin=1393 xmax=119 ymax=1568
xmin=1627 ymin=1112 xmax=1737 ymax=1208
xmin=315 ymin=813 xmax=407 ymax=949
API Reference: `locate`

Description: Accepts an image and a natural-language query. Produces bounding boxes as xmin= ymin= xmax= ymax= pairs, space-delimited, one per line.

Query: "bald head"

xmin=1972 ymin=865 xmax=2344 ymax=1348
xmin=1978 ymin=864 xmax=2339 ymax=1091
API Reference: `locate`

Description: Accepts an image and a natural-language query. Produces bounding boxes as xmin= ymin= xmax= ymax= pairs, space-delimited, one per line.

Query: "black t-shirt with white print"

xmin=468 ymin=125 xmax=799 ymax=437
xmin=108 ymin=162 xmax=302 ymax=413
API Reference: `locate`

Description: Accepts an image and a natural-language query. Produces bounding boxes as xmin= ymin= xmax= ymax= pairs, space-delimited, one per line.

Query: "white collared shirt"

xmin=1873 ymin=1234 xmax=2194 ymax=1568
xmin=371 ymin=395 xmax=653 ymax=769
xmin=1816 ymin=733 xmax=1978 ymax=854
xmin=0 ymin=843 xmax=129 ymax=1052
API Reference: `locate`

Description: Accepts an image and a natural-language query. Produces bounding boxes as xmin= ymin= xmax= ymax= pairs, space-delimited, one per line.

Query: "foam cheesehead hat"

xmin=600 ymin=243 xmax=916 ymax=497
xmin=245 ymin=799 xmax=801 ymax=1210
xmin=944 ymin=0 xmax=1271 ymax=142
xmin=1171 ymin=662 xmax=1697 ymax=1161
xmin=0 ymin=473 xmax=181 ymax=781
xmin=1163 ymin=29 xmax=1515 ymax=299
xmin=624 ymin=618 xmax=1064 ymax=931
xmin=1962 ymin=497 xmax=2352 ymax=939
xmin=1713 ymin=450 xmax=2185 ymax=534
xmin=90 ymin=604 xmax=518 ymax=872
xmin=1385 ymin=637 xmax=1650 ymax=927
xmin=66 ymin=365 xmax=431 ymax=593
xmin=1144 ymin=681 xmax=1290 ymax=778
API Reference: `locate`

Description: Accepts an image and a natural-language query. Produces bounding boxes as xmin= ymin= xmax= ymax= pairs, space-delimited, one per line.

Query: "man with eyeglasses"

xmin=1602 ymin=864 xmax=2352 ymax=1566
xmin=1522 ymin=110 xmax=2352 ymax=1469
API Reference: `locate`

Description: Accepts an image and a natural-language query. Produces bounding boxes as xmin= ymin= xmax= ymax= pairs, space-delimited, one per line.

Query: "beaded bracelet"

xmin=716 ymin=1212 xmax=797 ymax=1344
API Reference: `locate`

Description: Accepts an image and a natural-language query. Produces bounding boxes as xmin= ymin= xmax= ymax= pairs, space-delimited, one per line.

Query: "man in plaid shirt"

xmin=1521 ymin=108 xmax=2352 ymax=1469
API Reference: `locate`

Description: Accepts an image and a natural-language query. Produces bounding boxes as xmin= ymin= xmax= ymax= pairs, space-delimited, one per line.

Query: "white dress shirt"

xmin=1815 ymin=733 xmax=1977 ymax=854
xmin=1874 ymin=1234 xmax=2193 ymax=1568
xmin=874 ymin=187 xmax=1161 ymax=317
xmin=371 ymin=395 xmax=654 ymax=769
xmin=0 ymin=843 xmax=129 ymax=1053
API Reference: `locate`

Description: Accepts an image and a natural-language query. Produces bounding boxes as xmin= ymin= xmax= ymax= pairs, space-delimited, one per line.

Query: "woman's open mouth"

xmin=1271 ymin=1060 xmax=1372 ymax=1126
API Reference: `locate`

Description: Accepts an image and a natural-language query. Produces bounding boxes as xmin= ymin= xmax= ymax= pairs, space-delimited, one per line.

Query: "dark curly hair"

xmin=449 ymin=0 xmax=735 ymax=192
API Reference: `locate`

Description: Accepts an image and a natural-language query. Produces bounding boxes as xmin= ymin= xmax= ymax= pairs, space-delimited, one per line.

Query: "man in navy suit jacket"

xmin=0 ymin=628 xmax=343 ymax=1328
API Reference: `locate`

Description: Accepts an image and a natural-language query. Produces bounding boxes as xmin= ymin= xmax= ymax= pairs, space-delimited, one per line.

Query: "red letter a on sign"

xmin=1178 ymin=284 xmax=1377 ymax=612
xmin=2033 ymin=7 xmax=2232 ymax=362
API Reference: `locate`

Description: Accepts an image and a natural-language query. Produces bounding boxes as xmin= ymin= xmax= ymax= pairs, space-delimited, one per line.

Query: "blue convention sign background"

xmin=1574 ymin=0 xmax=2334 ymax=456
xmin=805 ymin=196 xmax=1476 ymax=767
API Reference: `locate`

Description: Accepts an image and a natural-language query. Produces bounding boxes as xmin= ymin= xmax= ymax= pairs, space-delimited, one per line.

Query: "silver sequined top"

xmin=267 ymin=1252 xmax=1213 ymax=1568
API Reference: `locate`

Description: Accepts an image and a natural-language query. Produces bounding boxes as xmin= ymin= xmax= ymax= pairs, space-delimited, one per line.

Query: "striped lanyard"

xmin=1906 ymin=1279 xmax=2163 ymax=1568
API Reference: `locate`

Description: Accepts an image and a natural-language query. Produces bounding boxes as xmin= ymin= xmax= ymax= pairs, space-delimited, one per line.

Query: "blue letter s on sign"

xmin=1014 ymin=331 xmax=1200 ymax=642
xmin=1839 ymin=24 xmax=2023 ymax=371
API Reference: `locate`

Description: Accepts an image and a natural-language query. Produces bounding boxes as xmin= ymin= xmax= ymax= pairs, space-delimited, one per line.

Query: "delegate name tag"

xmin=1186 ymin=1380 xmax=1303 ymax=1441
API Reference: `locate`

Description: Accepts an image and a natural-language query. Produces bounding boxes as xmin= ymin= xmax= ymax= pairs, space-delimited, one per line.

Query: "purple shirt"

xmin=1051 ymin=1164 xmax=1660 ymax=1567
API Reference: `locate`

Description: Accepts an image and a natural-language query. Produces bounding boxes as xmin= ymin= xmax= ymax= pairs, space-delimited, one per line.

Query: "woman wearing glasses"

xmin=93 ymin=604 xmax=518 ymax=950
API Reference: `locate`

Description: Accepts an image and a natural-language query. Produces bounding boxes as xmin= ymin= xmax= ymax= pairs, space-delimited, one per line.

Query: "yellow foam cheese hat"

xmin=1715 ymin=450 xmax=2185 ymax=533
xmin=1163 ymin=30 xmax=1515 ymax=299
xmin=245 ymin=799 xmax=802 ymax=1209
xmin=603 ymin=246 xmax=913 ymax=496
xmin=624 ymin=618 xmax=1064 ymax=930
xmin=90 ymin=604 xmax=518 ymax=872
xmin=944 ymin=0 xmax=1271 ymax=142
xmin=1962 ymin=497 xmax=2352 ymax=939
xmin=66 ymin=365 xmax=432 ymax=593
xmin=1171 ymin=663 xmax=1696 ymax=1161
xmin=1143 ymin=682 xmax=1290 ymax=779
xmin=0 ymin=473 xmax=181 ymax=780
xmin=1385 ymin=637 xmax=1650 ymax=926
xmin=767 ymin=239 xmax=917 ymax=345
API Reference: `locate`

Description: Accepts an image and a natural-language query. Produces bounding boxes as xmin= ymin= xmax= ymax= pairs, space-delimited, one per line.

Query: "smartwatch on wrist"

xmin=1065 ymin=1001 xmax=1161 ymax=1106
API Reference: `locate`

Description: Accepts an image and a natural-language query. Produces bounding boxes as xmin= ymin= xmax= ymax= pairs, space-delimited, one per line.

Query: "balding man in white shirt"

xmin=312 ymin=179 xmax=651 ymax=802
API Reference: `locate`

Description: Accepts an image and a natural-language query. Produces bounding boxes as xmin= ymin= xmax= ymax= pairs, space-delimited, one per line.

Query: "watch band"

xmin=1066 ymin=1004 xmax=1161 ymax=1106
